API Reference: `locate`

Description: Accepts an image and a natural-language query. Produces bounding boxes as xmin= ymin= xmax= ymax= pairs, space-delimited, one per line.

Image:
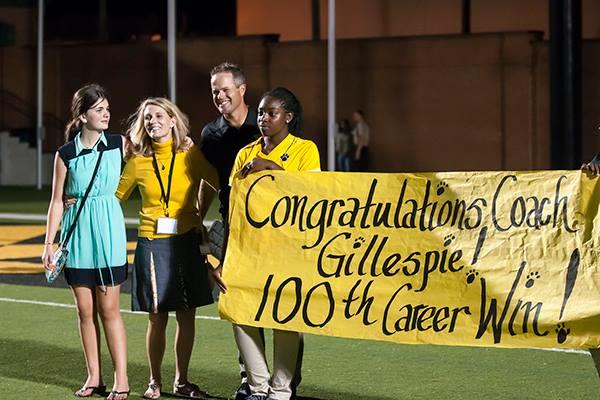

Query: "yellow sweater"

xmin=116 ymin=138 xmax=218 ymax=238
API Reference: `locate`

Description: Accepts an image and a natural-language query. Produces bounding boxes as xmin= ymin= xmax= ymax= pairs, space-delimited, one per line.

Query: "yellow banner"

xmin=219 ymin=171 xmax=600 ymax=349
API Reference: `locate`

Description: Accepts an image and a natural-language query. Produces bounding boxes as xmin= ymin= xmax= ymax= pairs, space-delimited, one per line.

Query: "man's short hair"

xmin=210 ymin=62 xmax=246 ymax=87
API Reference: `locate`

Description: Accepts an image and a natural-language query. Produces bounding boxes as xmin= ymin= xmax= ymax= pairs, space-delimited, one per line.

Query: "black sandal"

xmin=74 ymin=385 xmax=107 ymax=397
xmin=173 ymin=382 xmax=207 ymax=398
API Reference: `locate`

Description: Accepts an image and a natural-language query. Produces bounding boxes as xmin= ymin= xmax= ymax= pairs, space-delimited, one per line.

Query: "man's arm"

xmin=197 ymin=179 xmax=217 ymax=221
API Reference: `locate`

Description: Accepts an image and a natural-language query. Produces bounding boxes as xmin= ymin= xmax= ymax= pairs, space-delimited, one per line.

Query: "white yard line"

xmin=0 ymin=213 xmax=214 ymax=226
xmin=0 ymin=213 xmax=49 ymax=222
xmin=0 ymin=296 xmax=593 ymax=355
xmin=0 ymin=213 xmax=138 ymax=225
xmin=534 ymin=347 xmax=590 ymax=355
xmin=0 ymin=296 xmax=221 ymax=321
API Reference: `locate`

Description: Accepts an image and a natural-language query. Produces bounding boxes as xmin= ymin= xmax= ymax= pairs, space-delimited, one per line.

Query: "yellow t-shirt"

xmin=230 ymin=134 xmax=321 ymax=184
xmin=116 ymin=138 xmax=218 ymax=238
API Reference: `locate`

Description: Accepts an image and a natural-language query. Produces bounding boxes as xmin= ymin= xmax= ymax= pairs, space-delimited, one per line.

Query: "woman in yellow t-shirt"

xmin=229 ymin=87 xmax=320 ymax=400
xmin=116 ymin=97 xmax=217 ymax=399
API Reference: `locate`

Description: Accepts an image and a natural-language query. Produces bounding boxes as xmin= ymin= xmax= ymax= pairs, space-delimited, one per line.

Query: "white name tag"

xmin=156 ymin=217 xmax=178 ymax=234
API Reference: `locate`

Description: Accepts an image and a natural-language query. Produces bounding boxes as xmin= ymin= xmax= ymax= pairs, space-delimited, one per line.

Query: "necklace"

xmin=81 ymin=133 xmax=101 ymax=149
xmin=156 ymin=156 xmax=169 ymax=170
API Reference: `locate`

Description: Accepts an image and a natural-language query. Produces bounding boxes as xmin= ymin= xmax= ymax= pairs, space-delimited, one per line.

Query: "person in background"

xmin=335 ymin=118 xmax=353 ymax=172
xmin=42 ymin=84 xmax=129 ymax=400
xmin=116 ymin=97 xmax=217 ymax=399
xmin=229 ymin=87 xmax=320 ymax=400
xmin=351 ymin=109 xmax=370 ymax=171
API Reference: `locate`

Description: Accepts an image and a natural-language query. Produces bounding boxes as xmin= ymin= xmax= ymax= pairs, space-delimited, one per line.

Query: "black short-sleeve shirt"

xmin=198 ymin=108 xmax=260 ymax=220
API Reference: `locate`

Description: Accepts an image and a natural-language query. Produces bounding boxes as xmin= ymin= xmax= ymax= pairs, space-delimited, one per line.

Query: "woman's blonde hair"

xmin=126 ymin=97 xmax=190 ymax=156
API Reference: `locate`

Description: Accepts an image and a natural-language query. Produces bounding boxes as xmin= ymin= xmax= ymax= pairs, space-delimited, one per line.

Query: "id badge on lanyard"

xmin=153 ymin=151 xmax=178 ymax=234
xmin=157 ymin=216 xmax=178 ymax=234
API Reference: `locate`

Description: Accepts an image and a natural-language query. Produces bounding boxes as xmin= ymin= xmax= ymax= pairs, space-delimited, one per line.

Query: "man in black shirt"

xmin=198 ymin=62 xmax=303 ymax=400
xmin=199 ymin=62 xmax=260 ymax=221
xmin=199 ymin=62 xmax=259 ymax=400
xmin=200 ymin=62 xmax=304 ymax=400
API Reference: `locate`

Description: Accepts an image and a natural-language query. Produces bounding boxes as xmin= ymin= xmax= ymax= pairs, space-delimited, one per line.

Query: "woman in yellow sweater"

xmin=116 ymin=97 xmax=217 ymax=399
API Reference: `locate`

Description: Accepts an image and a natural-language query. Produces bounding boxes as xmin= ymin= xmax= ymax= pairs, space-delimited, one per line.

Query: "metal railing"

xmin=0 ymin=89 xmax=64 ymax=151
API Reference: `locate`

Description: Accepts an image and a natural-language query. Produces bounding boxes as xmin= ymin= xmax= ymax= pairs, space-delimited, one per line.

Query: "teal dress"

xmin=58 ymin=132 xmax=128 ymax=286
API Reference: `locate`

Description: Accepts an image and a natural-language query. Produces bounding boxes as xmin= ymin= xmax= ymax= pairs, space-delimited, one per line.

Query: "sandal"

xmin=106 ymin=390 xmax=130 ymax=400
xmin=143 ymin=381 xmax=161 ymax=399
xmin=74 ymin=384 xmax=107 ymax=397
xmin=173 ymin=381 xmax=207 ymax=399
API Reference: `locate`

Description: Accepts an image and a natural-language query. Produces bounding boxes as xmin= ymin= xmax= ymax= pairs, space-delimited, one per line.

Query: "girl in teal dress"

xmin=42 ymin=84 xmax=130 ymax=400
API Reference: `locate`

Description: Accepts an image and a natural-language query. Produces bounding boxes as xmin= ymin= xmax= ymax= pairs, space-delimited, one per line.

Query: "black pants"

xmin=355 ymin=146 xmax=369 ymax=171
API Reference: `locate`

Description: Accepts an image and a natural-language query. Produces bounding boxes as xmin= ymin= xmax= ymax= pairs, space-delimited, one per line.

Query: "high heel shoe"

xmin=74 ymin=384 xmax=107 ymax=397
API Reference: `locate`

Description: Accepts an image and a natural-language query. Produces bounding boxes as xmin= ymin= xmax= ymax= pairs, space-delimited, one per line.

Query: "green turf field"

xmin=0 ymin=185 xmax=142 ymax=219
xmin=0 ymin=186 xmax=220 ymax=222
xmin=0 ymin=283 xmax=598 ymax=400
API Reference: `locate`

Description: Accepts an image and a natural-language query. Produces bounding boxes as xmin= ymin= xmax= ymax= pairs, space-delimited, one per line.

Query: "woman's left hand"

xmin=240 ymin=158 xmax=282 ymax=178
xmin=41 ymin=244 xmax=55 ymax=271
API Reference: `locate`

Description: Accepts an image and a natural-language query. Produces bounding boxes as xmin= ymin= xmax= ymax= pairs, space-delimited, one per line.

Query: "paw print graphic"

xmin=353 ymin=237 xmax=366 ymax=249
xmin=525 ymin=271 xmax=541 ymax=288
xmin=443 ymin=234 xmax=456 ymax=247
xmin=466 ymin=269 xmax=479 ymax=284
xmin=555 ymin=323 xmax=571 ymax=344
xmin=436 ymin=181 xmax=448 ymax=195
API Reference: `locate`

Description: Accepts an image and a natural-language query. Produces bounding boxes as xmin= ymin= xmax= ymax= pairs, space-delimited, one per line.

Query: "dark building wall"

xmin=269 ymin=32 xmax=547 ymax=172
xmin=1 ymin=32 xmax=599 ymax=171
xmin=582 ymin=40 xmax=600 ymax=162
xmin=239 ymin=0 xmax=600 ymax=42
